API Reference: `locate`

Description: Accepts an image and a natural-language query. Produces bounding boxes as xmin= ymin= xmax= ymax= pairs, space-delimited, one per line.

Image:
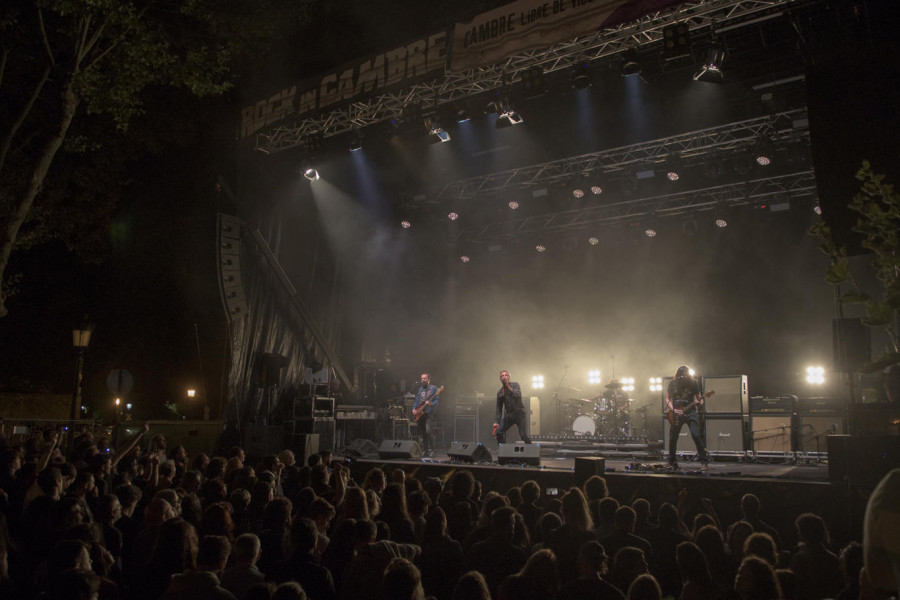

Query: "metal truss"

xmin=411 ymin=108 xmax=808 ymax=203
xmin=255 ymin=0 xmax=809 ymax=153
xmin=449 ymin=168 xmax=817 ymax=243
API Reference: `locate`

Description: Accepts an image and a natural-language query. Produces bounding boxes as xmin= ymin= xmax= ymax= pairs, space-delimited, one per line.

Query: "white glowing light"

xmin=448 ymin=212 xmax=459 ymax=221
xmin=813 ymin=204 xmax=822 ymax=215
xmin=649 ymin=377 xmax=663 ymax=392
xmin=621 ymin=377 xmax=636 ymax=392
xmin=806 ymin=366 xmax=825 ymax=385
xmin=401 ymin=220 xmax=411 ymax=229
xmin=460 ymin=256 xmax=470 ymax=263
xmin=591 ymin=186 xmax=603 ymax=195
xmin=588 ymin=370 xmax=602 ymax=384
xmin=645 ymin=228 xmax=657 ymax=238
xmin=536 ymin=245 xmax=546 ymax=253
xmin=532 ymin=375 xmax=545 ymax=389
xmin=588 ymin=237 xmax=599 ymax=246
xmin=508 ymin=201 xmax=520 ymax=210
xmin=573 ymin=188 xmax=585 ymax=198
xmin=716 ymin=218 xmax=728 ymax=228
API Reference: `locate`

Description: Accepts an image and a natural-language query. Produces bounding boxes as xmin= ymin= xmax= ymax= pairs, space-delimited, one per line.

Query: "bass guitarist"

xmin=666 ymin=365 xmax=710 ymax=471
xmin=412 ymin=372 xmax=441 ymax=458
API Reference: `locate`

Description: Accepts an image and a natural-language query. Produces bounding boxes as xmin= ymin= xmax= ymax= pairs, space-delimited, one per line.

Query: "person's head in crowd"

xmin=657 ymin=503 xmax=679 ymax=531
xmin=775 ymin=568 xmax=796 ymax=600
xmin=597 ymin=496 xmax=620 ymax=524
xmin=383 ymin=557 xmax=424 ymax=600
xmin=149 ymin=518 xmax=199 ymax=574
xmin=627 ymin=573 xmax=663 ymax=600
xmin=452 ymin=570 xmax=491 ymax=600
xmin=563 ymin=487 xmax=595 ymax=532
xmin=293 ymin=486 xmax=318 ymax=516
xmin=86 ymin=454 xmax=112 ymax=478
xmin=422 ymin=476 xmax=443 ymax=506
xmin=59 ymin=462 xmax=78 ymax=488
xmin=145 ymin=496 xmax=176 ymax=527
xmin=94 ymin=494 xmax=122 ymax=525
xmin=613 ymin=546 xmax=650 ymax=590
xmin=206 ymin=457 xmax=227 ymax=480
xmin=228 ymin=446 xmax=246 ymax=463
xmin=519 ymin=547 xmax=559 ymax=585
xmin=838 ymin=541 xmax=863 ymax=587
xmin=490 ymin=506 xmax=517 ymax=541
xmin=231 ymin=533 xmax=262 ymax=567
xmin=167 ymin=445 xmax=187 ymax=464
xmin=423 ymin=506 xmax=448 ymax=540
xmin=201 ymin=503 xmax=236 ymax=541
xmin=340 ymin=486 xmax=370 ymax=521
xmin=51 ymin=497 xmax=91 ymax=533
xmin=307 ymin=453 xmax=322 ymax=468
xmin=407 ymin=489 xmax=430 ymax=519
xmin=506 ymin=486 xmax=522 ymax=508
xmin=47 ymin=539 xmax=92 ymax=578
xmin=380 ymin=482 xmax=409 ymax=520
xmin=677 ymin=541 xmax=713 ymax=587
xmin=366 ymin=489 xmax=381 ymax=518
xmin=351 ymin=519 xmax=377 ymax=548
xmin=584 ymin=475 xmax=609 ymax=501
xmin=278 ymin=450 xmax=296 ymax=468
xmin=375 ymin=520 xmax=391 ymax=541
xmin=691 ymin=513 xmax=716 ymax=539
xmin=741 ymin=493 xmax=762 ymax=519
xmin=320 ymin=450 xmax=333 ymax=466
xmin=234 ymin=465 xmax=257 ymax=491
xmin=155 ymin=488 xmax=182 ymax=516
xmin=695 ymin=524 xmax=726 ymax=562
xmin=257 ymin=469 xmax=275 ymax=487
xmin=512 ymin=512 xmax=530 ymax=550
xmin=307 ymin=497 xmax=335 ymax=532
xmin=246 ymin=582 xmax=277 ymax=600
xmin=535 ymin=511 xmax=562 ymax=544
xmin=404 ymin=478 xmax=423 ymax=497
xmin=744 ymin=532 xmax=778 ymax=566
xmin=291 ymin=518 xmax=319 ymax=556
xmin=795 ymin=512 xmax=830 ymax=547
xmin=272 ymin=581 xmax=307 ymax=600
xmin=225 ymin=456 xmax=243 ymax=480
xmin=727 ymin=521 xmax=754 ymax=561
xmin=201 ymin=477 xmax=228 ymax=506
xmin=114 ymin=483 xmax=142 ymax=517
xmin=310 ymin=464 xmax=330 ymax=488
xmin=478 ymin=492 xmax=509 ymax=527
xmin=578 ymin=540 xmax=610 ymax=577
xmin=230 ymin=488 xmax=251 ymax=513
xmin=734 ymin=555 xmax=783 ymax=600
xmin=449 ymin=469 xmax=475 ymax=500
xmin=38 ymin=466 xmax=64 ymax=498
xmin=149 ymin=434 xmax=167 ymax=455
xmin=261 ymin=453 xmax=281 ymax=474
xmin=632 ymin=498 xmax=652 ymax=526
xmin=250 ymin=480 xmax=275 ymax=510
xmin=263 ymin=497 xmax=293 ymax=531
xmin=45 ymin=567 xmax=101 ymax=600
xmin=197 ymin=534 xmax=231 ymax=573
xmin=192 ymin=452 xmax=210 ymax=473
xmin=545 ymin=497 xmax=563 ymax=516
xmin=391 ymin=468 xmax=406 ymax=485
xmin=68 ymin=470 xmax=96 ymax=499
xmin=181 ymin=470 xmax=202 ymax=495
xmin=178 ymin=492 xmax=202 ymax=526
xmin=520 ymin=480 xmax=540 ymax=506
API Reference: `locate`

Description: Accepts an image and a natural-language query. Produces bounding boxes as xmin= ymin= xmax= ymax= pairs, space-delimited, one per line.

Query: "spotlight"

xmin=622 ymin=50 xmax=642 ymax=77
xmin=649 ymin=377 xmax=663 ymax=392
xmin=588 ymin=237 xmax=599 ymax=246
xmin=532 ymin=375 xmax=545 ymax=389
xmin=400 ymin=220 xmax=411 ymax=229
xmin=460 ymin=256 xmax=470 ymax=263
xmin=508 ymin=201 xmax=520 ymax=210
xmin=590 ymin=185 xmax=603 ymax=195
xmin=806 ymin=366 xmax=825 ymax=385
xmin=535 ymin=244 xmax=546 ymax=253
xmin=571 ymin=62 xmax=591 ymax=89
xmin=448 ymin=212 xmax=459 ymax=221
xmin=348 ymin=131 xmax=363 ymax=152
xmin=753 ymin=138 xmax=774 ymax=166
xmin=496 ymin=99 xmax=524 ymax=128
xmin=813 ymin=204 xmax=822 ymax=215
xmin=665 ymin=156 xmax=683 ymax=182
xmin=455 ymin=105 xmax=471 ymax=123
xmin=693 ymin=42 xmax=726 ymax=83
xmin=645 ymin=228 xmax=657 ymax=238
xmin=303 ymin=165 xmax=319 ymax=181
xmin=573 ymin=187 xmax=585 ymax=198
xmin=621 ymin=377 xmax=635 ymax=392
xmin=520 ymin=65 xmax=547 ymax=98
xmin=425 ymin=116 xmax=450 ymax=142
xmin=588 ymin=370 xmax=602 ymax=384
xmin=715 ymin=218 xmax=728 ymax=228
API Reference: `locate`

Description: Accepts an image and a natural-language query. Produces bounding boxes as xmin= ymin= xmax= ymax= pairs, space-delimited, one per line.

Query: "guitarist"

xmin=413 ymin=373 xmax=441 ymax=458
xmin=493 ymin=370 xmax=532 ymax=444
xmin=665 ymin=365 xmax=709 ymax=471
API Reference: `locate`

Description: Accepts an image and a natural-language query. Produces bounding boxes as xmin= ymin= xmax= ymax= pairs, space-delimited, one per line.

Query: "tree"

xmin=810 ymin=161 xmax=900 ymax=371
xmin=0 ymin=0 xmax=311 ymax=318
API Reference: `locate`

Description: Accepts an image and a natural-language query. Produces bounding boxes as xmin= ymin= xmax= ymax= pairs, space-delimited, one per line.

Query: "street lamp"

xmin=70 ymin=320 xmax=94 ymax=422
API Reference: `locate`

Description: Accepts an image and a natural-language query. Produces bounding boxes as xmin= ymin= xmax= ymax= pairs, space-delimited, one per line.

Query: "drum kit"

xmin=564 ymin=379 xmax=632 ymax=437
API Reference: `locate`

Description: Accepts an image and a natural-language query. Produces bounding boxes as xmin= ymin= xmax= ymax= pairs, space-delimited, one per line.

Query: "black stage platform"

xmin=345 ymin=446 xmax=873 ymax=550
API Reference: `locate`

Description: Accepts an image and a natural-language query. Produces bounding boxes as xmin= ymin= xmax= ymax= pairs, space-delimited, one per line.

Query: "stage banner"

xmin=239 ymin=29 xmax=450 ymax=140
xmin=449 ymin=0 xmax=689 ymax=72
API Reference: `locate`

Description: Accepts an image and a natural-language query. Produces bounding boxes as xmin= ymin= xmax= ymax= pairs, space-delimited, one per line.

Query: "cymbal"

xmin=403 ymin=392 xmax=416 ymax=398
xmin=605 ymin=379 xmax=622 ymax=389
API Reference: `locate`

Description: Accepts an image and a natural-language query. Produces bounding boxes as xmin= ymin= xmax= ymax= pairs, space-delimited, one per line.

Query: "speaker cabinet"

xmin=750 ymin=414 xmax=794 ymax=453
xmin=574 ymin=457 xmax=606 ymax=487
xmin=293 ymin=419 xmax=335 ymax=452
xmin=377 ymin=439 xmax=422 ymax=460
xmin=447 ymin=441 xmax=492 ymax=463
xmin=288 ymin=433 xmax=320 ymax=466
xmin=833 ymin=318 xmax=872 ymax=373
xmin=497 ymin=443 xmax=541 ymax=466
xmin=529 ymin=396 xmax=541 ymax=436
xmin=797 ymin=414 xmax=844 ymax=453
xmin=217 ymin=213 xmax=247 ymax=320
xmin=828 ymin=435 xmax=900 ymax=486
xmin=705 ymin=416 xmax=747 ymax=452
xmin=662 ymin=418 xmax=702 ymax=454
xmin=703 ymin=375 xmax=748 ymax=414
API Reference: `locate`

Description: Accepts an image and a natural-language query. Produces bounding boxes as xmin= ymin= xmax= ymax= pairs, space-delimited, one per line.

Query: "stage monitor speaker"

xmin=497 ymin=443 xmax=541 ymax=466
xmin=705 ymin=416 xmax=747 ymax=453
xmin=447 ymin=441 xmax=492 ymax=463
xmin=828 ymin=435 xmax=900 ymax=486
xmin=529 ymin=396 xmax=541 ymax=436
xmin=574 ymin=456 xmax=606 ymax=487
xmin=702 ymin=375 xmax=748 ymax=414
xmin=832 ymin=318 xmax=872 ymax=373
xmin=377 ymin=439 xmax=422 ymax=460
xmin=750 ymin=414 xmax=794 ymax=453
xmin=797 ymin=414 xmax=844 ymax=453
xmin=662 ymin=418 xmax=702 ymax=454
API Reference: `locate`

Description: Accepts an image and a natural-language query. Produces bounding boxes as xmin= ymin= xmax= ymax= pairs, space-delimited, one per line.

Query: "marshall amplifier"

xmin=798 ymin=397 xmax=843 ymax=414
xmin=750 ymin=396 xmax=797 ymax=414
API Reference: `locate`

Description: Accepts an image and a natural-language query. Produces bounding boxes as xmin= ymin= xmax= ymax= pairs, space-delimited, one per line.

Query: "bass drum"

xmin=572 ymin=415 xmax=596 ymax=436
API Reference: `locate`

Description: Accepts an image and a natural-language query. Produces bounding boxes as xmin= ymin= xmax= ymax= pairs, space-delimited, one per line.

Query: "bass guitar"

xmin=412 ymin=385 xmax=444 ymax=422
xmin=667 ymin=390 xmax=715 ymax=427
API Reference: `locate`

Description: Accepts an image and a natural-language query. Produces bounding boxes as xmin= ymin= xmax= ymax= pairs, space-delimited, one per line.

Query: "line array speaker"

xmin=217 ymin=213 xmax=247 ymax=319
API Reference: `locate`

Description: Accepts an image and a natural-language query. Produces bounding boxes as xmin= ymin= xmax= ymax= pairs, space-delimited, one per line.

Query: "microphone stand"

xmin=553 ymin=365 xmax=569 ymax=440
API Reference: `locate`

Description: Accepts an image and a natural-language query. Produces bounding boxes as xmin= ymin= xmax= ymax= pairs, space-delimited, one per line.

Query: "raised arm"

xmin=111 ymin=422 xmax=149 ymax=469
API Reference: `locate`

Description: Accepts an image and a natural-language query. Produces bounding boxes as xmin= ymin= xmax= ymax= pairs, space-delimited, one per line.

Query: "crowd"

xmin=0 ymin=424 xmax=896 ymax=600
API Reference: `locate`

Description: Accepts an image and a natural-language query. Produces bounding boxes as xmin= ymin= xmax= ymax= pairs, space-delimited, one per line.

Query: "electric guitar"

xmin=412 ymin=385 xmax=444 ymax=422
xmin=667 ymin=390 xmax=715 ymax=427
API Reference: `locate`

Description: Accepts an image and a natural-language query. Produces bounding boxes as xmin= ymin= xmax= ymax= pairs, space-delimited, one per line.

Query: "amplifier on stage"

xmin=798 ymin=397 xmax=842 ymax=413
xmin=749 ymin=396 xmax=797 ymax=414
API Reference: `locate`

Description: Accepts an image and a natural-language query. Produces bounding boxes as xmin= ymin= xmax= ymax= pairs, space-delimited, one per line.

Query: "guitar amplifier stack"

xmin=749 ymin=396 xmax=796 ymax=453
xmin=661 ymin=375 xmax=749 ymax=455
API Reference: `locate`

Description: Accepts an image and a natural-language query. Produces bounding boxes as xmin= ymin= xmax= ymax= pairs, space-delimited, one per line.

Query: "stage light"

xmin=348 ymin=131 xmax=363 ymax=152
xmin=693 ymin=42 xmax=726 ymax=83
xmin=520 ymin=65 xmax=547 ymax=97
xmin=508 ymin=201 xmax=520 ymax=210
xmin=665 ymin=155 xmax=683 ymax=182
xmin=425 ymin=116 xmax=450 ymax=142
xmin=622 ymin=50 xmax=642 ymax=77
xmin=448 ymin=212 xmax=459 ymax=221
xmin=455 ymin=105 xmax=471 ymax=123
xmin=644 ymin=228 xmax=657 ymax=238
xmin=532 ymin=375 xmax=545 ymax=389
xmin=303 ymin=166 xmax=319 ymax=181
xmin=588 ymin=237 xmax=599 ymax=246
xmin=753 ymin=138 xmax=774 ymax=166
xmin=535 ymin=244 xmax=546 ymax=253
xmin=126 ymin=403 xmax=132 ymax=410
xmin=806 ymin=366 xmax=825 ymax=385
xmin=460 ymin=256 xmax=470 ymax=263
xmin=621 ymin=377 xmax=635 ymax=392
xmin=573 ymin=187 xmax=585 ymax=198
xmin=715 ymin=218 xmax=728 ymax=228
xmin=688 ymin=368 xmax=695 ymax=376
xmin=187 ymin=389 xmax=196 ymax=398
xmin=571 ymin=62 xmax=591 ymax=89
xmin=813 ymin=204 xmax=822 ymax=215
xmin=400 ymin=220 xmax=411 ymax=229
xmin=649 ymin=377 xmax=663 ymax=392
xmin=590 ymin=185 xmax=603 ymax=195
xmin=588 ymin=370 xmax=602 ymax=384
xmin=496 ymin=99 xmax=524 ymax=128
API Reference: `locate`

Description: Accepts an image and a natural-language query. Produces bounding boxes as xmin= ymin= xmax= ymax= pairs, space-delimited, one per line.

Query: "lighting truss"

xmin=449 ymin=169 xmax=817 ymax=243
xmin=408 ymin=108 xmax=808 ymax=202
xmin=255 ymin=0 xmax=807 ymax=153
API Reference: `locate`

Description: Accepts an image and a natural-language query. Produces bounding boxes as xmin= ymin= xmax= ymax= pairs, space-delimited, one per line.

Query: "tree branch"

xmin=0 ymin=65 xmax=52 ymax=178
xmin=36 ymin=8 xmax=57 ymax=69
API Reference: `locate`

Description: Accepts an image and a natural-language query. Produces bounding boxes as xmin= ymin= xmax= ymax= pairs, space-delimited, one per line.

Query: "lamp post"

xmin=70 ymin=321 xmax=94 ymax=422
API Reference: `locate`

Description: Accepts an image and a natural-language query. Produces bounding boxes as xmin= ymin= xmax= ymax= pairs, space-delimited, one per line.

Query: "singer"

xmin=493 ymin=370 xmax=532 ymax=444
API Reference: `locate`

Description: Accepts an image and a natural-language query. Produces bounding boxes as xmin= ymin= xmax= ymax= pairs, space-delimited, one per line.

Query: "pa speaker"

xmin=377 ymin=439 xmax=422 ymax=460
xmin=833 ymin=318 xmax=872 ymax=373
xmin=217 ymin=213 xmax=247 ymax=320
xmin=447 ymin=441 xmax=492 ymax=463
xmin=497 ymin=443 xmax=540 ymax=466
xmin=574 ymin=457 xmax=606 ymax=487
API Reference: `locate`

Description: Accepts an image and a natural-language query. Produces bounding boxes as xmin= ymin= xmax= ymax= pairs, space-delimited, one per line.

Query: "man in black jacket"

xmin=493 ymin=370 xmax=531 ymax=444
